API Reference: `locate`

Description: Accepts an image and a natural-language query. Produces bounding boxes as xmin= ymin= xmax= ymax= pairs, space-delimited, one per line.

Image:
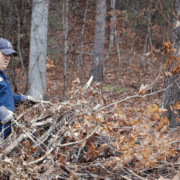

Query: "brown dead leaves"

xmin=162 ymin=41 xmax=174 ymax=55
xmin=1 ymin=80 xmax=180 ymax=179
xmin=139 ymin=84 xmax=148 ymax=94
xmin=163 ymin=41 xmax=180 ymax=76
xmin=174 ymin=101 xmax=180 ymax=110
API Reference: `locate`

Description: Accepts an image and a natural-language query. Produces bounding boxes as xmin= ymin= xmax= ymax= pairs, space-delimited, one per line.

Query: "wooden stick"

xmin=56 ymin=126 xmax=98 ymax=147
xmin=32 ymin=118 xmax=53 ymax=127
xmin=4 ymin=134 xmax=28 ymax=155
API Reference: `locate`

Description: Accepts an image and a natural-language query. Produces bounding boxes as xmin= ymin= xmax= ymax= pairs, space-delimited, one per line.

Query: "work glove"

xmin=20 ymin=95 xmax=51 ymax=107
xmin=21 ymin=95 xmax=39 ymax=103
xmin=0 ymin=106 xmax=14 ymax=125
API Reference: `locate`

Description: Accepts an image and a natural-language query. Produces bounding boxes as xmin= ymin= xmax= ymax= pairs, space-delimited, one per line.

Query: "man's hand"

xmin=0 ymin=106 xmax=14 ymax=125
xmin=27 ymin=96 xmax=38 ymax=103
xmin=21 ymin=95 xmax=39 ymax=103
xmin=20 ymin=95 xmax=51 ymax=105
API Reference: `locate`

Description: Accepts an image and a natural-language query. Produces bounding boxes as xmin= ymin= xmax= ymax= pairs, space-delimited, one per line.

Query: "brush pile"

xmin=0 ymin=78 xmax=180 ymax=180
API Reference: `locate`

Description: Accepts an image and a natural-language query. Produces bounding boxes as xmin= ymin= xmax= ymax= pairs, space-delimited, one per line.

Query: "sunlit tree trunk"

xmin=90 ymin=0 xmax=106 ymax=82
xmin=28 ymin=0 xmax=49 ymax=100
xmin=162 ymin=0 xmax=180 ymax=128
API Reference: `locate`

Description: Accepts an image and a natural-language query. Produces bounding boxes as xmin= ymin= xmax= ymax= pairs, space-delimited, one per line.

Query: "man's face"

xmin=0 ymin=51 xmax=11 ymax=70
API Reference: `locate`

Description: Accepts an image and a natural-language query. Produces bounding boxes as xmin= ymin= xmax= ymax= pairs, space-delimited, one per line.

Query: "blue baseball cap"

xmin=0 ymin=38 xmax=18 ymax=56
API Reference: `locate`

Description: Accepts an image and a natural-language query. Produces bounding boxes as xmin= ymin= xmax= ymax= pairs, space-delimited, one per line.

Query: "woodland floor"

xmin=0 ymin=44 xmax=178 ymax=180
xmin=1 ymin=4 xmax=179 ymax=179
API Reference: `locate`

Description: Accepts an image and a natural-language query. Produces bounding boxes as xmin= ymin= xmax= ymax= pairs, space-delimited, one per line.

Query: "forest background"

xmin=1 ymin=0 xmax=173 ymax=102
xmin=0 ymin=0 xmax=180 ymax=179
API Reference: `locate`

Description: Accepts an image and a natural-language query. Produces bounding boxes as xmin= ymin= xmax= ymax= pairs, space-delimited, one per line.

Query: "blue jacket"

xmin=0 ymin=71 xmax=21 ymax=135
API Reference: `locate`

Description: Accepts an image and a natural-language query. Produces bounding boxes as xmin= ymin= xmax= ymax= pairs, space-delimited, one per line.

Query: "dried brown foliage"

xmin=0 ymin=78 xmax=180 ymax=180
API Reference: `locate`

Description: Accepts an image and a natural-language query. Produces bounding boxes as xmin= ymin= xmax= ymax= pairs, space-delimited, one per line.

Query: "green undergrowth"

xmin=103 ymin=83 xmax=130 ymax=92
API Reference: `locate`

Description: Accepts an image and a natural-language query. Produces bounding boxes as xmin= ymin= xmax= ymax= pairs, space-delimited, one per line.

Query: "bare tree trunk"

xmin=90 ymin=0 xmax=106 ymax=82
xmin=14 ymin=2 xmax=28 ymax=94
xmin=28 ymin=0 xmax=49 ymax=100
xmin=115 ymin=28 xmax=121 ymax=65
xmin=63 ymin=0 xmax=68 ymax=98
xmin=106 ymin=0 xmax=116 ymax=62
xmin=78 ymin=0 xmax=89 ymax=69
xmin=162 ymin=0 xmax=180 ymax=128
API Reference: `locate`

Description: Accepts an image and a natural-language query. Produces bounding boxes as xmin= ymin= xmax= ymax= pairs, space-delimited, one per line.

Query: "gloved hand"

xmin=0 ymin=106 xmax=14 ymax=125
xmin=21 ymin=95 xmax=38 ymax=103
xmin=20 ymin=95 xmax=51 ymax=106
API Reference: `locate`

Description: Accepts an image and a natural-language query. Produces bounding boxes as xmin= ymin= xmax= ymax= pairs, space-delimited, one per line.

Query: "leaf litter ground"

xmin=0 ymin=77 xmax=180 ymax=180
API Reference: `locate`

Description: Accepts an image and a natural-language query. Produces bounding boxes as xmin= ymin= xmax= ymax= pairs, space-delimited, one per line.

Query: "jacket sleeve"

xmin=13 ymin=94 xmax=21 ymax=104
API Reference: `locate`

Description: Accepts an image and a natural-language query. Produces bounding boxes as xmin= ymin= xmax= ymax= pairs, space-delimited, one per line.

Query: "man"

xmin=0 ymin=38 xmax=36 ymax=136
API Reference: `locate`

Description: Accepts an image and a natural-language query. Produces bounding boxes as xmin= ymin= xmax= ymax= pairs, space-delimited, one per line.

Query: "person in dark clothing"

xmin=0 ymin=38 xmax=36 ymax=136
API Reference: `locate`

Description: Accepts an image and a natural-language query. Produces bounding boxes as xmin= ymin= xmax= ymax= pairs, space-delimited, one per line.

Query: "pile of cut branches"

xmin=0 ymin=78 xmax=180 ymax=180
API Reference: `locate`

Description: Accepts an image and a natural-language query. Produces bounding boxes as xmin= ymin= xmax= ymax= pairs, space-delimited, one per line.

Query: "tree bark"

xmin=162 ymin=0 xmax=180 ymax=128
xmin=63 ymin=0 xmax=68 ymax=98
xmin=14 ymin=2 xmax=28 ymax=94
xmin=90 ymin=0 xmax=106 ymax=82
xmin=78 ymin=0 xmax=89 ymax=68
xmin=106 ymin=0 xmax=116 ymax=63
xmin=28 ymin=0 xmax=49 ymax=100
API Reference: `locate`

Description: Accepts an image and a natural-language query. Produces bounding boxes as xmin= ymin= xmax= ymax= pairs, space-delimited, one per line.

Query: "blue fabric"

xmin=0 ymin=71 xmax=21 ymax=135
